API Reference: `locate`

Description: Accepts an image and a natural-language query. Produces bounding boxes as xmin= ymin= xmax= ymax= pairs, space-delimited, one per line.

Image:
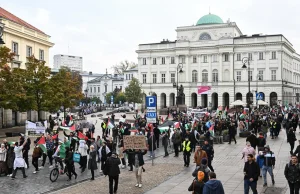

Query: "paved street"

xmin=0 ymin=112 xmax=295 ymax=194
xmin=145 ymin=129 xmax=293 ymax=194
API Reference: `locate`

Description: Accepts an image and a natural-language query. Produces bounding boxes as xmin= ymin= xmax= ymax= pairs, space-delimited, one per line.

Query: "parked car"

xmin=117 ymin=106 xmax=131 ymax=112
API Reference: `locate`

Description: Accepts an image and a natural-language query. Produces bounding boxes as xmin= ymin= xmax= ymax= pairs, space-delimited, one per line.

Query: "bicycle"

xmin=50 ymin=157 xmax=73 ymax=182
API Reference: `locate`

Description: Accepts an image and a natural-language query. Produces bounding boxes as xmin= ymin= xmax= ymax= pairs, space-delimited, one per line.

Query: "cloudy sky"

xmin=2 ymin=0 xmax=300 ymax=73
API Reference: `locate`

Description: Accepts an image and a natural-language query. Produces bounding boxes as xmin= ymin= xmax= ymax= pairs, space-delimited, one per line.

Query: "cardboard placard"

xmin=123 ymin=135 xmax=147 ymax=150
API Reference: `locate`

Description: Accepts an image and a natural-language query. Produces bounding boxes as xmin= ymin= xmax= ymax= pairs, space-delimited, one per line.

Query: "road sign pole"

xmin=146 ymin=96 xmax=157 ymax=166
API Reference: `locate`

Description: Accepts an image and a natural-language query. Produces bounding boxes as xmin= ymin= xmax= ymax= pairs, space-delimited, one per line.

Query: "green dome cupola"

xmin=196 ymin=13 xmax=224 ymax=25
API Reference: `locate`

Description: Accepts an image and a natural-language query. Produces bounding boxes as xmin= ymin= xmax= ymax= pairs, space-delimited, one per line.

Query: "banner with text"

xmin=123 ymin=135 xmax=147 ymax=150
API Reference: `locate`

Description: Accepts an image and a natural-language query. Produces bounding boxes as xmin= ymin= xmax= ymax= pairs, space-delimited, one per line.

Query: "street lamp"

xmin=173 ymin=63 xmax=183 ymax=106
xmin=242 ymin=57 xmax=251 ymax=129
xmin=0 ymin=22 xmax=5 ymax=45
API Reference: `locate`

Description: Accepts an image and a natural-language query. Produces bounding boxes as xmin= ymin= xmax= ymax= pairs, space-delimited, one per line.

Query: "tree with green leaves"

xmin=105 ymin=92 xmax=113 ymax=104
xmin=0 ymin=46 xmax=14 ymax=68
xmin=125 ymin=77 xmax=143 ymax=103
xmin=48 ymin=67 xmax=84 ymax=115
xmin=115 ymin=92 xmax=126 ymax=104
xmin=0 ymin=47 xmax=32 ymax=112
xmin=24 ymin=56 xmax=52 ymax=120
xmin=112 ymin=60 xmax=137 ymax=75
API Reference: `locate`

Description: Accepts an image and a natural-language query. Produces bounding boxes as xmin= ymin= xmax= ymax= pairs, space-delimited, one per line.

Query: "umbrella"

xmin=230 ymin=100 xmax=246 ymax=106
xmin=257 ymin=100 xmax=268 ymax=105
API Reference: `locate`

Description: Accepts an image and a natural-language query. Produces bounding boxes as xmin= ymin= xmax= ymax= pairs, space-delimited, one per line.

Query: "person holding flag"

xmin=32 ymin=140 xmax=42 ymax=174
xmin=11 ymin=139 xmax=28 ymax=179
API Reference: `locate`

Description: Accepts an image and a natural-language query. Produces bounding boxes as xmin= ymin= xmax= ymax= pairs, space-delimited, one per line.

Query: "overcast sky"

xmin=2 ymin=0 xmax=300 ymax=73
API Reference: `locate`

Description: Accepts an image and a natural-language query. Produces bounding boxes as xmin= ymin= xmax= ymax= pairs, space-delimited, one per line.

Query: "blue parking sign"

xmin=146 ymin=96 xmax=157 ymax=108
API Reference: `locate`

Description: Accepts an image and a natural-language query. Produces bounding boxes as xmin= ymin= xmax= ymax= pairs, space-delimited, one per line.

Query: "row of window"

xmin=141 ymin=69 xmax=277 ymax=84
xmin=12 ymin=42 xmax=45 ymax=61
xmin=142 ymin=52 xmax=277 ymax=65
xmin=125 ymin=74 xmax=134 ymax=80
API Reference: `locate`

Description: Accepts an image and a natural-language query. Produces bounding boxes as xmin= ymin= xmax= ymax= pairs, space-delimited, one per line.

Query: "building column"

xmin=208 ymin=55 xmax=212 ymax=82
xmin=4 ymin=109 xmax=12 ymax=128
xmin=219 ymin=54 xmax=223 ymax=82
xmin=229 ymin=53 xmax=234 ymax=81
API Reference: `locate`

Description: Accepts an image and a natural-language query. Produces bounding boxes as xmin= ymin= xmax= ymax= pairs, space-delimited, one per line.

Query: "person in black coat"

xmin=228 ymin=120 xmax=237 ymax=144
xmin=153 ymin=124 xmax=160 ymax=149
xmin=243 ymin=154 xmax=260 ymax=194
xmin=293 ymin=140 xmax=300 ymax=162
xmin=188 ymin=129 xmax=197 ymax=152
xmin=105 ymin=152 xmax=121 ymax=194
xmin=246 ymin=131 xmax=258 ymax=150
xmin=88 ymin=145 xmax=98 ymax=180
xmin=65 ymin=147 xmax=77 ymax=181
xmin=287 ymin=128 xmax=297 ymax=154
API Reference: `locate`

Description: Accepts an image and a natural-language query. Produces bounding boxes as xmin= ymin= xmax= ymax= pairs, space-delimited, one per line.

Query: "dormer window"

xmin=199 ymin=33 xmax=211 ymax=40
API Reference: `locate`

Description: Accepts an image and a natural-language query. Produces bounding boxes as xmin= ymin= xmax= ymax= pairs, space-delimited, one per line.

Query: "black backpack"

xmin=102 ymin=158 xmax=109 ymax=175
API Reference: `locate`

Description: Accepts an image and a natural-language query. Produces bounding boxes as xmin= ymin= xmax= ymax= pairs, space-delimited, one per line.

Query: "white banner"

xmin=26 ymin=120 xmax=46 ymax=137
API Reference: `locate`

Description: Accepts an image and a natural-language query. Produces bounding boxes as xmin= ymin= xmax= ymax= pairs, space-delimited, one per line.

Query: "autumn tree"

xmin=0 ymin=46 xmax=14 ymax=68
xmin=112 ymin=60 xmax=137 ymax=75
xmin=115 ymin=92 xmax=126 ymax=104
xmin=49 ymin=67 xmax=84 ymax=116
xmin=125 ymin=78 xmax=143 ymax=103
xmin=24 ymin=56 xmax=52 ymax=120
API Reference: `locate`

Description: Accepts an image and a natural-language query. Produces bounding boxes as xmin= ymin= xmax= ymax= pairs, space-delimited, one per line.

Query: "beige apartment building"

xmin=0 ymin=7 xmax=54 ymax=128
xmin=0 ymin=7 xmax=54 ymax=69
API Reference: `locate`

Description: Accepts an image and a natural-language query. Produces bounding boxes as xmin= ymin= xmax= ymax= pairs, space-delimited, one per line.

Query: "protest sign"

xmin=26 ymin=120 xmax=46 ymax=136
xmin=123 ymin=135 xmax=147 ymax=150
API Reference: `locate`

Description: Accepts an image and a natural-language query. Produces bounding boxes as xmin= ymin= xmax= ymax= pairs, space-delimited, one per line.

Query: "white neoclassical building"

xmin=136 ymin=13 xmax=300 ymax=110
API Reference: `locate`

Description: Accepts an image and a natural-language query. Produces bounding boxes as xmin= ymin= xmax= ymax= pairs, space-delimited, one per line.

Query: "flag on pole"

xmin=78 ymin=131 xmax=88 ymax=140
xmin=37 ymin=136 xmax=47 ymax=153
xmin=70 ymin=125 xmax=75 ymax=131
xmin=107 ymin=119 xmax=114 ymax=129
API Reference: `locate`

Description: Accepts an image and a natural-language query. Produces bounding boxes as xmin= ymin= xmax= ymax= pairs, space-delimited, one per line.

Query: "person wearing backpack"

xmin=261 ymin=145 xmax=276 ymax=187
xmin=188 ymin=171 xmax=205 ymax=194
xmin=192 ymin=158 xmax=210 ymax=183
xmin=284 ymin=155 xmax=300 ymax=194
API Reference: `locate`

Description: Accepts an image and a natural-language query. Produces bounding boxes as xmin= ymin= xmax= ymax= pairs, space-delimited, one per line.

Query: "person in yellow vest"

xmin=182 ymin=137 xmax=192 ymax=167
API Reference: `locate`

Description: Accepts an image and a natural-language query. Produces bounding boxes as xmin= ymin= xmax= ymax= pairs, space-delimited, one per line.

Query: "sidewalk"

xmin=146 ymin=129 xmax=293 ymax=194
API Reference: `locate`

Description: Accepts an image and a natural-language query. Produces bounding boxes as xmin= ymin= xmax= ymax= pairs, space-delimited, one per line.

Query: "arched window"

xmin=199 ymin=33 xmax=211 ymax=40
xmin=192 ymin=70 xmax=198 ymax=83
xmin=212 ymin=69 xmax=218 ymax=83
xmin=202 ymin=69 xmax=208 ymax=82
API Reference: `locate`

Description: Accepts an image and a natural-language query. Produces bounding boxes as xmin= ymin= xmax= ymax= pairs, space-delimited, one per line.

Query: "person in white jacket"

xmin=98 ymin=141 xmax=111 ymax=173
xmin=78 ymin=140 xmax=88 ymax=173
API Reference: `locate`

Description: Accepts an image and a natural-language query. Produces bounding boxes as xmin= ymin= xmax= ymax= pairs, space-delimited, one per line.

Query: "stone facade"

xmin=136 ymin=14 xmax=300 ymax=109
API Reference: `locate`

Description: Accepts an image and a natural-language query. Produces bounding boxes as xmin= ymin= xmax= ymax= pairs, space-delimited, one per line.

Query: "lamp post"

xmin=242 ymin=57 xmax=250 ymax=129
xmin=173 ymin=63 xmax=183 ymax=106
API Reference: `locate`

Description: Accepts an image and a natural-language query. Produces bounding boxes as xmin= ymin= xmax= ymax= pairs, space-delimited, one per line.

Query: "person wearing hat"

xmin=104 ymin=152 xmax=121 ymax=194
xmin=192 ymin=158 xmax=210 ymax=183
xmin=260 ymin=145 xmax=276 ymax=187
xmin=188 ymin=171 xmax=205 ymax=194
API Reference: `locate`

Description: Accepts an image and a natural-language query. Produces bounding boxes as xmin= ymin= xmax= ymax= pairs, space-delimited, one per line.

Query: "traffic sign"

xmin=256 ymin=92 xmax=263 ymax=100
xmin=146 ymin=96 xmax=157 ymax=123
xmin=146 ymin=96 xmax=157 ymax=108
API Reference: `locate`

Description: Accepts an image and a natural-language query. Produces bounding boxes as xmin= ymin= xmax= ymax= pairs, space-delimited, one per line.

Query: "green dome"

xmin=196 ymin=14 xmax=224 ymax=25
